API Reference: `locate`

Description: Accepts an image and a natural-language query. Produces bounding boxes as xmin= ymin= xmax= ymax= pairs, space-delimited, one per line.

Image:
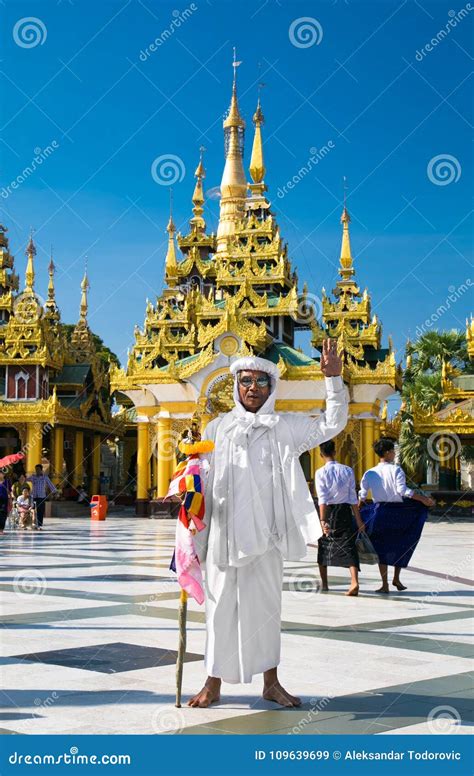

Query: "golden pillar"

xmin=362 ymin=418 xmax=376 ymax=473
xmin=136 ymin=421 xmax=150 ymax=503
xmin=52 ymin=426 xmax=64 ymax=486
xmin=157 ymin=414 xmax=172 ymax=498
xmin=151 ymin=425 xmax=159 ymax=498
xmin=26 ymin=422 xmax=43 ymax=474
xmin=372 ymin=421 xmax=381 ymax=467
xmin=73 ymin=430 xmax=84 ymax=487
xmin=91 ymin=433 xmax=101 ymax=495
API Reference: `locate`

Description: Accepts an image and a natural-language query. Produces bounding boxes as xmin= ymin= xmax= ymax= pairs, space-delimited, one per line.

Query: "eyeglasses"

xmin=238 ymin=375 xmax=270 ymax=388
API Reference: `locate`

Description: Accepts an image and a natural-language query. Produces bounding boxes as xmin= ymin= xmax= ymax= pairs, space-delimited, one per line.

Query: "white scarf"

xmin=204 ymin=369 xmax=317 ymax=568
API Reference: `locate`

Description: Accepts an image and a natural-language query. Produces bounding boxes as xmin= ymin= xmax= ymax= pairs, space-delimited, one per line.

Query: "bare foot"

xmin=392 ymin=581 xmax=407 ymax=591
xmin=188 ymin=678 xmax=221 ymax=708
xmin=375 ymin=586 xmax=389 ymax=593
xmin=345 ymin=584 xmax=359 ymax=596
xmin=263 ymin=681 xmax=301 ymax=707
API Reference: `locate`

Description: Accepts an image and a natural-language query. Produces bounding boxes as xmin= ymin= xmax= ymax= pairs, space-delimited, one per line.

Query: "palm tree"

xmin=399 ymin=330 xmax=472 ymax=481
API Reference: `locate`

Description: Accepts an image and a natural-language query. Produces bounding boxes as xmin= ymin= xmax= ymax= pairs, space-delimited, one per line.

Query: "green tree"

xmin=399 ymin=330 xmax=472 ymax=480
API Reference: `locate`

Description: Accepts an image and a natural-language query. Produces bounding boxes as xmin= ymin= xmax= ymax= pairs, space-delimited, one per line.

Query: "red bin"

xmin=90 ymin=495 xmax=108 ymax=521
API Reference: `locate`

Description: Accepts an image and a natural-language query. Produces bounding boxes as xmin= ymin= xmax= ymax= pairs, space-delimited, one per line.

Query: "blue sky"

xmin=1 ymin=0 xmax=472 ymax=380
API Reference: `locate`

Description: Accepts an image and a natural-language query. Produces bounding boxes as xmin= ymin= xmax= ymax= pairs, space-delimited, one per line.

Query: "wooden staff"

xmin=175 ymin=588 xmax=188 ymax=708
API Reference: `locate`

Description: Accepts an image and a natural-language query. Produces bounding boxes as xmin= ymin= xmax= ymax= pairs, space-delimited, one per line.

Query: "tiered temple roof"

xmin=311 ymin=207 xmax=401 ymax=388
xmin=112 ymin=61 xmax=400 ymax=394
xmin=0 ymin=230 xmax=113 ymax=432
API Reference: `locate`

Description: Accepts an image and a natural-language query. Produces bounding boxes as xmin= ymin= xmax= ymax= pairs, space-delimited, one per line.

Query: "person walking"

xmin=315 ymin=439 xmax=365 ymax=596
xmin=27 ymin=464 xmax=58 ymax=530
xmin=359 ymin=438 xmax=435 ymax=593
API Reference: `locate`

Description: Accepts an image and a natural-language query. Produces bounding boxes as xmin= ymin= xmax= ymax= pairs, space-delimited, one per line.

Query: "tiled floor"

xmin=0 ymin=516 xmax=472 ymax=735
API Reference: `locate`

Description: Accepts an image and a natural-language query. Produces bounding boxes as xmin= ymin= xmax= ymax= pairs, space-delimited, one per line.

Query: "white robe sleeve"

xmin=286 ymin=376 xmax=348 ymax=454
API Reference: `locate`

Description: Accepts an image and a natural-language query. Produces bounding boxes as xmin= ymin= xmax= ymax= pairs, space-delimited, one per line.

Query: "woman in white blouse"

xmin=315 ymin=439 xmax=366 ymax=596
xmin=359 ymin=438 xmax=435 ymax=593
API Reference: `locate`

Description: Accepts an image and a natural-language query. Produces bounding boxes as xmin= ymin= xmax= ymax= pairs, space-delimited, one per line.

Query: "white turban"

xmin=229 ymin=356 xmax=280 ymax=382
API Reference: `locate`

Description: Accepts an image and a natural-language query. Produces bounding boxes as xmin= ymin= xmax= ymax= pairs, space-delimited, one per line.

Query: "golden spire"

xmin=339 ymin=179 xmax=354 ymax=279
xmin=217 ymin=49 xmax=247 ymax=253
xmin=79 ymin=262 xmax=89 ymax=323
xmin=45 ymin=249 xmax=60 ymax=320
xmin=165 ymin=190 xmax=178 ymax=286
xmin=25 ymin=232 xmax=36 ymax=290
xmin=249 ymin=96 xmax=265 ymax=185
xmin=223 ymin=48 xmax=245 ymax=131
xmin=190 ymin=147 xmax=206 ymax=231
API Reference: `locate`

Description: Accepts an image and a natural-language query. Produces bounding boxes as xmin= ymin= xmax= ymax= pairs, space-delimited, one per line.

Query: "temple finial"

xmin=339 ymin=179 xmax=353 ymax=279
xmin=217 ymin=50 xmax=247 ymax=252
xmin=165 ymin=190 xmax=178 ymax=284
xmin=25 ymin=230 xmax=36 ymax=290
xmin=167 ymin=188 xmax=175 ymax=233
xmin=249 ymin=84 xmax=266 ymax=185
xmin=45 ymin=247 xmax=59 ymax=320
xmin=190 ymin=146 xmax=206 ymax=231
xmin=79 ymin=259 xmax=89 ymax=323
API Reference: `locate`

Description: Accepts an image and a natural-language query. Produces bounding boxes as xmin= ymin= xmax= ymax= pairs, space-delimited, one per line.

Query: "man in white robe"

xmin=189 ymin=339 xmax=348 ymax=708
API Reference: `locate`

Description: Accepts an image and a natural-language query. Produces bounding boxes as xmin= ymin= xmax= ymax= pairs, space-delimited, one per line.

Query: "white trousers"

xmin=204 ymin=546 xmax=284 ymax=684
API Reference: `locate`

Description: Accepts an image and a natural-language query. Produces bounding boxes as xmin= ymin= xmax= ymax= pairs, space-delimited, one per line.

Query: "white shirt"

xmin=315 ymin=460 xmax=358 ymax=505
xmin=359 ymin=461 xmax=414 ymax=502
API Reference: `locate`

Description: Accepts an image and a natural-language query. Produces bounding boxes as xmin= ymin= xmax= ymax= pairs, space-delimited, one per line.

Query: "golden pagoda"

xmin=111 ymin=63 xmax=401 ymax=514
xmin=0 ymin=231 xmax=119 ymax=495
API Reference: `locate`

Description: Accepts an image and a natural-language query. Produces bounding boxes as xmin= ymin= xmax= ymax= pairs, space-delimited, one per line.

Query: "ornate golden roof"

xmin=311 ymin=205 xmax=399 ymax=388
xmin=0 ymin=232 xmax=115 ymax=430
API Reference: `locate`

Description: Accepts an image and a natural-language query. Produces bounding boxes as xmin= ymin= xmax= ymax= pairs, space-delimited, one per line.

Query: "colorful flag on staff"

xmin=166 ymin=440 xmax=214 ymax=606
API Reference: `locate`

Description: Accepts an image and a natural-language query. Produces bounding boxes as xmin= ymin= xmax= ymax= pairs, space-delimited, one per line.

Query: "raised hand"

xmin=320 ymin=338 xmax=342 ymax=377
